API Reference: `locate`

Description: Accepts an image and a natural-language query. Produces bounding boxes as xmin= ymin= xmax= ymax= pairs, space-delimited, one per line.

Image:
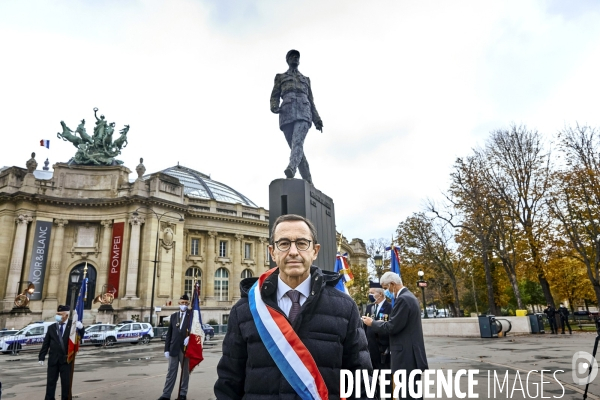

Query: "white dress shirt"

xmin=373 ymin=298 xmax=386 ymax=317
xmin=276 ymin=275 xmax=311 ymax=317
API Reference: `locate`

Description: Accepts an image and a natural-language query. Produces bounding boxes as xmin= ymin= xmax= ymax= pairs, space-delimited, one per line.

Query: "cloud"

xmin=1 ymin=0 xmax=600 ymax=242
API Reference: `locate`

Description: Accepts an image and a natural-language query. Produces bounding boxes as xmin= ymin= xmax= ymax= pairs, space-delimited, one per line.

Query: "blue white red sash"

xmin=248 ymin=267 xmax=329 ymax=400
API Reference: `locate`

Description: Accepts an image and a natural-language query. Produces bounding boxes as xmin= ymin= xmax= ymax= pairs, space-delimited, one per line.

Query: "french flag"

xmin=40 ymin=140 xmax=50 ymax=149
xmin=68 ymin=277 xmax=86 ymax=364
xmin=186 ymin=280 xmax=204 ymax=371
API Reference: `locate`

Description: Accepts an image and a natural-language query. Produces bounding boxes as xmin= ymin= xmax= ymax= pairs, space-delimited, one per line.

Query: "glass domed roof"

xmin=160 ymin=165 xmax=257 ymax=207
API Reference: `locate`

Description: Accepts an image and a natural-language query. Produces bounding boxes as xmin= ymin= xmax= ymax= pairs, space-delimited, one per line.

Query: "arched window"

xmin=185 ymin=267 xmax=201 ymax=299
xmin=65 ymin=263 xmax=97 ymax=310
xmin=215 ymin=268 xmax=229 ymax=301
xmin=241 ymin=269 xmax=253 ymax=279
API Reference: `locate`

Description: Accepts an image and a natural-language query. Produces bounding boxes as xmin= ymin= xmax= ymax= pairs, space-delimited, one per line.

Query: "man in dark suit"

xmin=38 ymin=305 xmax=84 ymax=400
xmin=362 ymin=272 xmax=428 ymax=400
xmin=270 ymin=49 xmax=323 ymax=184
xmin=364 ymin=281 xmax=392 ymax=370
xmin=544 ymin=303 xmax=558 ymax=334
xmin=158 ymin=294 xmax=192 ymax=400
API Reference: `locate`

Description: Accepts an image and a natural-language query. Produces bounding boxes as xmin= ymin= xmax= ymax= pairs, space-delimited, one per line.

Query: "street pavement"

xmin=0 ymin=332 xmax=599 ymax=399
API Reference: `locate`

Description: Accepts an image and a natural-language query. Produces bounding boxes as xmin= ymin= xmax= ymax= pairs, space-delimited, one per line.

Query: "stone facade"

xmin=0 ymin=158 xmax=368 ymax=328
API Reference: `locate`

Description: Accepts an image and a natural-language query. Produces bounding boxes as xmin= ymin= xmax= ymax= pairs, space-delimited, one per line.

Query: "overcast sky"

xmin=2 ymin=0 xmax=600 ymax=242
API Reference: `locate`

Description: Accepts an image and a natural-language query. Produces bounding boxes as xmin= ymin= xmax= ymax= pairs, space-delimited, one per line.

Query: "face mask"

xmin=368 ymin=294 xmax=376 ymax=303
xmin=179 ymin=305 xmax=188 ymax=311
xmin=560 ymin=304 xmax=564 ymax=308
xmin=55 ymin=315 xmax=63 ymax=322
xmin=384 ymin=289 xmax=394 ymax=300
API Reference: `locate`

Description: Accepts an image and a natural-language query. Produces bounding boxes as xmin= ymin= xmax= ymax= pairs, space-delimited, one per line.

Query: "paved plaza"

xmin=1 ymin=332 xmax=599 ymax=399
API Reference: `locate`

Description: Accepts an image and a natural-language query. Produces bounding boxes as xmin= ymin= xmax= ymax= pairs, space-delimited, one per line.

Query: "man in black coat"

xmin=38 ymin=305 xmax=85 ymax=400
xmin=558 ymin=303 xmax=572 ymax=334
xmin=363 ymin=272 xmax=428 ymax=400
xmin=214 ymin=214 xmax=372 ymax=399
xmin=544 ymin=304 xmax=558 ymax=334
xmin=158 ymin=294 xmax=192 ymax=400
xmin=364 ymin=282 xmax=392 ymax=370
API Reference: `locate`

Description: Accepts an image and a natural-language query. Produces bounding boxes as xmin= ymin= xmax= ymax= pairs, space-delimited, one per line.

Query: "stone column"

xmin=258 ymin=237 xmax=268 ymax=272
xmin=205 ymin=231 xmax=217 ymax=300
xmin=45 ymin=219 xmax=69 ymax=300
xmin=124 ymin=215 xmax=144 ymax=299
xmin=4 ymin=214 xmax=32 ymax=302
xmin=233 ymin=234 xmax=243 ymax=300
xmin=97 ymin=220 xmax=113 ymax=295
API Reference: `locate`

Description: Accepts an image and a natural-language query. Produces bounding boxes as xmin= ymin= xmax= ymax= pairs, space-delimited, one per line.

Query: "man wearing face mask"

xmin=38 ymin=305 xmax=85 ymax=400
xmin=364 ymin=281 xmax=392 ymax=371
xmin=362 ymin=272 xmax=428 ymax=400
xmin=158 ymin=294 xmax=191 ymax=400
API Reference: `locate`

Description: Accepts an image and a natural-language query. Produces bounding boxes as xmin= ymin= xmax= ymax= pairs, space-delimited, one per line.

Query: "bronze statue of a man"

xmin=270 ymin=49 xmax=323 ymax=184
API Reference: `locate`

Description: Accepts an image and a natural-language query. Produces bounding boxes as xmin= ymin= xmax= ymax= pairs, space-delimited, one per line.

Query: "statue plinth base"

xmin=98 ymin=304 xmax=114 ymax=312
xmin=269 ymin=178 xmax=336 ymax=271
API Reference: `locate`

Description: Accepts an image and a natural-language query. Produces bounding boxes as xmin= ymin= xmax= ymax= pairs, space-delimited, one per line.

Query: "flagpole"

xmin=177 ymin=273 xmax=196 ymax=400
xmin=69 ymin=264 xmax=87 ymax=399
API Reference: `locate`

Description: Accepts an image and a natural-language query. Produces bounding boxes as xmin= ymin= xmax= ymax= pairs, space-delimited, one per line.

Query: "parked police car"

xmin=88 ymin=322 xmax=153 ymax=346
xmin=81 ymin=324 xmax=116 ymax=346
xmin=0 ymin=321 xmax=54 ymax=354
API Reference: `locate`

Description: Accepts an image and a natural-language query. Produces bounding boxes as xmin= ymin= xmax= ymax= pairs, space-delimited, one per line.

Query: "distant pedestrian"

xmin=38 ymin=305 xmax=85 ymax=400
xmin=544 ymin=304 xmax=558 ymax=334
xmin=558 ymin=304 xmax=572 ymax=334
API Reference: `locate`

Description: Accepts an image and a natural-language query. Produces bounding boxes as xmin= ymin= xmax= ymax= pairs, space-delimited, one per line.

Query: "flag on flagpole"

xmin=385 ymin=245 xmax=402 ymax=278
xmin=334 ymin=252 xmax=354 ymax=294
xmin=186 ymin=280 xmax=204 ymax=372
xmin=67 ymin=277 xmax=87 ymax=363
xmin=40 ymin=140 xmax=50 ymax=149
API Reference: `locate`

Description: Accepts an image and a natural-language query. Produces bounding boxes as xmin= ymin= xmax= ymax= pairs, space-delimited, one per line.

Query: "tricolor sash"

xmin=248 ymin=267 xmax=329 ymax=400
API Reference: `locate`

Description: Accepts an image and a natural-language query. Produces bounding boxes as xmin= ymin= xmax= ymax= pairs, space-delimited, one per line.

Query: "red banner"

xmin=108 ymin=222 xmax=124 ymax=297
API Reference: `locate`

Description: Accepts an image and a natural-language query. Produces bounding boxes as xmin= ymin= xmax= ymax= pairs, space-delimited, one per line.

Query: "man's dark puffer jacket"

xmin=214 ymin=266 xmax=373 ymax=400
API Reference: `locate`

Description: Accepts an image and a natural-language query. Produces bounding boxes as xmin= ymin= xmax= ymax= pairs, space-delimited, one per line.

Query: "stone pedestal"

xmin=95 ymin=309 xmax=116 ymax=324
xmin=3 ymin=309 xmax=40 ymax=329
xmin=269 ymin=179 xmax=336 ymax=271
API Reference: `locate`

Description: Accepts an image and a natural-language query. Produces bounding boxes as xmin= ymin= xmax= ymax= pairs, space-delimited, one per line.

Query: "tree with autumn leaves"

xmin=371 ymin=124 xmax=600 ymax=315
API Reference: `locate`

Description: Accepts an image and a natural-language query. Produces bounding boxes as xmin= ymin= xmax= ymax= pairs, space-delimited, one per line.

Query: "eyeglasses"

xmin=274 ymin=238 xmax=312 ymax=252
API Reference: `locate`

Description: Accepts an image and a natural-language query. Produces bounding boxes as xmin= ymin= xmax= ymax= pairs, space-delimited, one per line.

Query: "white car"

xmin=0 ymin=321 xmax=55 ymax=354
xmin=89 ymin=322 xmax=154 ymax=346
xmin=81 ymin=324 xmax=116 ymax=346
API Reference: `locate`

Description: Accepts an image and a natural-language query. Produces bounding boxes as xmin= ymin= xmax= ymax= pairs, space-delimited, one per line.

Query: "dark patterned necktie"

xmin=287 ymin=290 xmax=301 ymax=323
xmin=59 ymin=323 xmax=64 ymax=337
xmin=374 ymin=304 xmax=379 ymax=318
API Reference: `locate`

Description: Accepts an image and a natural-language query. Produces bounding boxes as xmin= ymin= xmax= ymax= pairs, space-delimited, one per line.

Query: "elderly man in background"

xmin=364 ymin=281 xmax=392 ymax=371
xmin=38 ymin=305 xmax=85 ymax=400
xmin=362 ymin=272 xmax=428 ymax=400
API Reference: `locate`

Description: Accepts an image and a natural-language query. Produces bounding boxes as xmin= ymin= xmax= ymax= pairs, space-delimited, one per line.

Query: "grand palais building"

xmin=0 ymin=155 xmax=368 ymax=328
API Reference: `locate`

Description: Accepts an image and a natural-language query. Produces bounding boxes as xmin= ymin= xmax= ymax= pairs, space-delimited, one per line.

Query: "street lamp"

xmin=69 ymin=267 xmax=83 ymax=319
xmin=374 ymin=251 xmax=383 ymax=277
xmin=133 ymin=207 xmax=184 ymax=327
xmin=417 ymin=269 xmax=428 ymax=319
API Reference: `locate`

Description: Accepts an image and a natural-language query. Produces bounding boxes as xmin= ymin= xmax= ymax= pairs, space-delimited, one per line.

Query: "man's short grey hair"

xmin=380 ymin=272 xmax=402 ymax=286
xmin=371 ymin=288 xmax=384 ymax=296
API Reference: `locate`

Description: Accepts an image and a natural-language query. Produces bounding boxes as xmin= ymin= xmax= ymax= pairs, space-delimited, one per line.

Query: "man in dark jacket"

xmin=214 ymin=214 xmax=372 ymax=399
xmin=364 ymin=282 xmax=392 ymax=370
xmin=38 ymin=304 xmax=85 ymax=400
xmin=363 ymin=272 xmax=428 ymax=400
xmin=158 ymin=294 xmax=192 ymax=400
xmin=544 ymin=304 xmax=558 ymax=334
xmin=558 ymin=303 xmax=572 ymax=334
